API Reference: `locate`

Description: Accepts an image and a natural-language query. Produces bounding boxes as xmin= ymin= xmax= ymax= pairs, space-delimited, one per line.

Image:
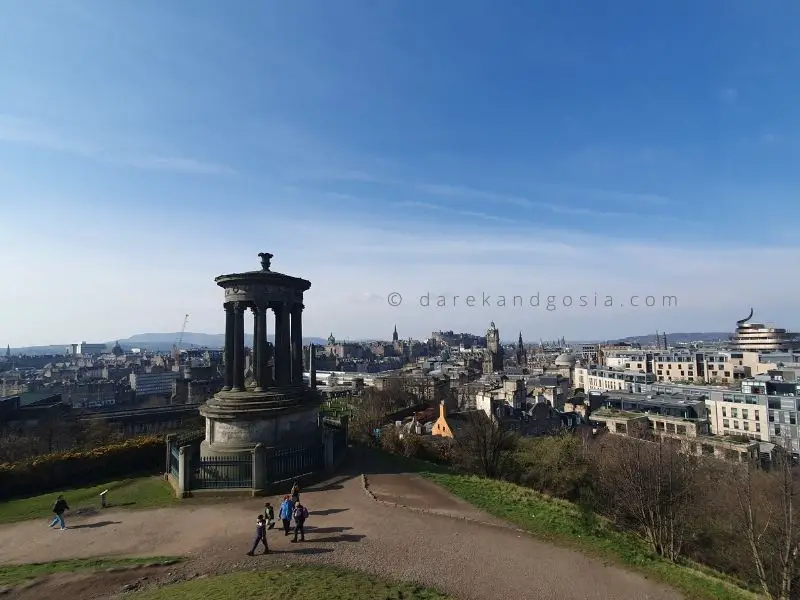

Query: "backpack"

xmin=294 ymin=506 xmax=308 ymax=521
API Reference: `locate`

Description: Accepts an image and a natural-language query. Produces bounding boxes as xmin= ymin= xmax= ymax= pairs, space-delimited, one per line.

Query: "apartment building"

xmin=573 ymin=365 xmax=656 ymax=393
xmin=601 ymin=349 xmax=763 ymax=384
xmin=129 ymin=372 xmax=178 ymax=398
xmin=590 ymin=407 xmax=759 ymax=463
xmin=648 ymin=380 xmax=800 ymax=455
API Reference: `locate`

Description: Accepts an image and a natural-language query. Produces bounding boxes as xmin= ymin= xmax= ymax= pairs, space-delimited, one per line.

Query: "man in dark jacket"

xmin=49 ymin=495 xmax=69 ymax=530
xmin=246 ymin=514 xmax=269 ymax=555
xmin=292 ymin=502 xmax=308 ymax=542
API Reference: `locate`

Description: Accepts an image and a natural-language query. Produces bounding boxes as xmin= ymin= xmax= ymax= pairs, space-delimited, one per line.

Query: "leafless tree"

xmin=594 ymin=434 xmax=700 ymax=561
xmin=456 ymin=411 xmax=517 ymax=478
xmin=732 ymin=445 xmax=800 ymax=600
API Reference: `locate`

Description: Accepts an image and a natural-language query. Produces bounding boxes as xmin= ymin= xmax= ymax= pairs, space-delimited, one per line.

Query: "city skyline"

xmin=3 ymin=1 xmax=800 ymax=345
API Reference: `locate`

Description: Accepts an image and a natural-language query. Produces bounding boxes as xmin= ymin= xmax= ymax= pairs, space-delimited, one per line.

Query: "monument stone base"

xmin=199 ymin=385 xmax=321 ymax=459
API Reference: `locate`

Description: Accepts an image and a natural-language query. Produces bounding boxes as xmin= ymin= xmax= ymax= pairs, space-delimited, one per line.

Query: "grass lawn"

xmin=374 ymin=451 xmax=760 ymax=600
xmin=134 ymin=565 xmax=451 ymax=600
xmin=0 ymin=476 xmax=177 ymax=525
xmin=0 ymin=557 xmax=180 ymax=587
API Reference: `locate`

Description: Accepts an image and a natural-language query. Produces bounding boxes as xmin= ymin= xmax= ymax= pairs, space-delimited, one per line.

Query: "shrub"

xmin=0 ymin=436 xmax=166 ymax=500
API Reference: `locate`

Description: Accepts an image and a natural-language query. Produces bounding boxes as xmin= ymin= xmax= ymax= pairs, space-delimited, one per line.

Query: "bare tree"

xmin=456 ymin=411 xmax=517 ymax=478
xmin=594 ymin=434 xmax=699 ymax=561
xmin=733 ymin=445 xmax=800 ymax=600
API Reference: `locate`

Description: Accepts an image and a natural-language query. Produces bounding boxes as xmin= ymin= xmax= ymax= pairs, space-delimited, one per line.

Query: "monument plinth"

xmin=199 ymin=253 xmax=321 ymax=458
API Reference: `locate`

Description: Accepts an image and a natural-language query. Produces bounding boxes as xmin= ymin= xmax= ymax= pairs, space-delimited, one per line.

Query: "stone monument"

xmin=199 ymin=253 xmax=321 ymax=458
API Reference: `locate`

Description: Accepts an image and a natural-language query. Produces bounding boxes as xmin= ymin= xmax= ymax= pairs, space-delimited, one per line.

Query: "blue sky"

xmin=2 ymin=0 xmax=799 ymax=346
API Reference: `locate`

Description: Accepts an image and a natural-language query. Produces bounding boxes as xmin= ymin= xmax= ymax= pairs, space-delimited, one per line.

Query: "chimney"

xmin=439 ymin=400 xmax=446 ymax=420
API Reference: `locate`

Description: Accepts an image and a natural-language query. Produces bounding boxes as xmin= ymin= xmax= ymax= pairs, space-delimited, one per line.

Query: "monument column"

xmin=232 ymin=302 xmax=246 ymax=391
xmin=254 ymin=304 xmax=268 ymax=391
xmin=274 ymin=302 xmax=291 ymax=386
xmin=222 ymin=303 xmax=235 ymax=391
xmin=251 ymin=304 xmax=262 ymax=391
xmin=291 ymin=303 xmax=304 ymax=384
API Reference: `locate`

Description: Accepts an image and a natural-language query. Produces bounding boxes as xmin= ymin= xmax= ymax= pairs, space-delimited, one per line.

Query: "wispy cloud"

xmin=414 ymin=182 xmax=669 ymax=219
xmin=117 ymin=156 xmax=236 ymax=176
xmin=0 ymin=114 xmax=235 ymax=176
xmin=393 ymin=200 xmax=516 ymax=223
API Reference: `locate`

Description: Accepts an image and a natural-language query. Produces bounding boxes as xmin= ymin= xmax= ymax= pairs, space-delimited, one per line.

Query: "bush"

xmin=513 ymin=432 xmax=592 ymax=501
xmin=0 ymin=436 xmax=166 ymax=500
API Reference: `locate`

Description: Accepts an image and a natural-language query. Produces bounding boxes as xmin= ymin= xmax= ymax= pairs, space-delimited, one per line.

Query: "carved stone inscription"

xmin=214 ymin=421 xmax=253 ymax=443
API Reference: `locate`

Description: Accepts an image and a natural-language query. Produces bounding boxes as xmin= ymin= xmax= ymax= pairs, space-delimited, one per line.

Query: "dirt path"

xmin=0 ymin=456 xmax=682 ymax=600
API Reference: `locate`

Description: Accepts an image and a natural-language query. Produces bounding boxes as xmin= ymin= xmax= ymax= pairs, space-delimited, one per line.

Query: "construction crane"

xmin=173 ymin=314 xmax=190 ymax=366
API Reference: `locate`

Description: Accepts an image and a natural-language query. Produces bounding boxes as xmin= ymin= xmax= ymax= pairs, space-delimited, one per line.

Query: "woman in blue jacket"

xmin=278 ymin=496 xmax=295 ymax=536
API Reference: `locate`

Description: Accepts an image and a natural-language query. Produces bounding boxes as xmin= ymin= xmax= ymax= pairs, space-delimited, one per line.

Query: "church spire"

xmin=392 ymin=325 xmax=399 ymax=342
xmin=5 ymin=344 xmax=9 ymax=357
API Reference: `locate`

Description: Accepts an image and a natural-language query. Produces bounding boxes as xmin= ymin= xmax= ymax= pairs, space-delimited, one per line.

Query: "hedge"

xmin=0 ymin=436 xmax=166 ymax=500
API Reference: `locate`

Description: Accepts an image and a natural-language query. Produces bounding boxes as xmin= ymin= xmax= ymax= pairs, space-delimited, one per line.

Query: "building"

xmin=482 ymin=322 xmax=504 ymax=374
xmin=129 ymin=372 xmax=179 ymax=398
xmin=590 ymin=407 xmax=759 ymax=463
xmin=574 ymin=366 xmax=656 ymax=393
xmin=730 ymin=309 xmax=800 ymax=353
xmin=475 ymin=379 xmax=526 ymax=415
xmin=526 ymin=373 xmax=570 ymax=409
xmin=601 ymin=348 xmax=763 ymax=385
xmin=67 ymin=342 xmax=108 ymax=356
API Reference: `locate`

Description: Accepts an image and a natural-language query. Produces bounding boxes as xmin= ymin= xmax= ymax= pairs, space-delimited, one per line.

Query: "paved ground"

xmin=0 ymin=452 xmax=682 ymax=600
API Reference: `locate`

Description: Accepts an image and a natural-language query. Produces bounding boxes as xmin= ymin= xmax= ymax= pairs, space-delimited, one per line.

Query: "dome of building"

xmin=554 ymin=353 xmax=576 ymax=367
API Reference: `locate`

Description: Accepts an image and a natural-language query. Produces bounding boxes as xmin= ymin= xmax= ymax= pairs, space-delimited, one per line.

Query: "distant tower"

xmin=392 ymin=325 xmax=399 ymax=343
xmin=663 ymin=332 xmax=668 ymax=349
xmin=516 ymin=332 xmax=526 ymax=365
xmin=486 ymin=321 xmax=500 ymax=354
xmin=4 ymin=345 xmax=9 ymax=358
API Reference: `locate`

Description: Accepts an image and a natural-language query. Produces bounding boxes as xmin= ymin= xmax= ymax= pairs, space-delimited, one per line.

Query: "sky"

xmin=2 ymin=0 xmax=800 ymax=347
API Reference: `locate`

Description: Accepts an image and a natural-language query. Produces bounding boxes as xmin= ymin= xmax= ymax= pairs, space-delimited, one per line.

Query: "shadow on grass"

xmin=108 ymin=502 xmax=137 ymax=508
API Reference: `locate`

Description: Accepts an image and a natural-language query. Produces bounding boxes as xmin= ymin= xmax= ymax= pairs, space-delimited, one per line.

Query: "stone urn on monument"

xmin=199 ymin=253 xmax=321 ymax=459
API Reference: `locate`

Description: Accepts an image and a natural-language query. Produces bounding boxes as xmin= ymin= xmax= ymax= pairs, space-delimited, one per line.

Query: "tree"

xmin=732 ymin=445 xmax=800 ymax=600
xmin=594 ymin=434 xmax=700 ymax=561
xmin=456 ymin=411 xmax=517 ymax=478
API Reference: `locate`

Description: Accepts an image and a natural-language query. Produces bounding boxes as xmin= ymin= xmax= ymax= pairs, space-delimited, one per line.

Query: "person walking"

xmin=292 ymin=501 xmax=308 ymax=543
xmin=246 ymin=514 xmax=269 ymax=555
xmin=279 ymin=496 xmax=294 ymax=536
xmin=290 ymin=480 xmax=300 ymax=503
xmin=49 ymin=495 xmax=69 ymax=530
xmin=264 ymin=501 xmax=275 ymax=530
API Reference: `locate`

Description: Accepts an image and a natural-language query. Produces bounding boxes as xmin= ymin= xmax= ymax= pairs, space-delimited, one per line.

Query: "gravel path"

xmin=0 ymin=455 xmax=681 ymax=600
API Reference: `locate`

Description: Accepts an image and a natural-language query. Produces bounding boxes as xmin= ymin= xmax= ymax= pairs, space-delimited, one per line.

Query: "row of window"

xmin=722 ymin=407 xmax=760 ymax=420
xmin=722 ymin=419 xmax=761 ymax=432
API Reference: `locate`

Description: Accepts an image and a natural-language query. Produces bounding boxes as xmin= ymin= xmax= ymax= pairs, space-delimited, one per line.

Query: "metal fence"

xmin=191 ymin=455 xmax=253 ymax=489
xmin=169 ymin=445 xmax=180 ymax=479
xmin=266 ymin=443 xmax=323 ymax=485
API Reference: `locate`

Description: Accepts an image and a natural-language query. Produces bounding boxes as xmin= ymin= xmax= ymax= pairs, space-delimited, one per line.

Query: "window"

xmin=770 ymin=411 xmax=775 ymax=422
xmin=755 ymin=411 xmax=760 ymax=421
xmin=734 ymin=421 xmax=739 ymax=429
xmin=756 ymin=422 xmax=761 ymax=432
xmin=723 ymin=419 xmax=730 ymax=428
xmin=725 ymin=371 xmax=731 ymax=377
xmin=776 ymin=424 xmax=782 ymax=435
xmin=722 ymin=407 xmax=727 ymax=417
xmin=676 ymin=425 xmax=687 ymax=435
xmin=732 ymin=408 xmax=738 ymax=418
xmin=744 ymin=421 xmax=749 ymax=431
xmin=743 ymin=409 xmax=749 ymax=420
xmin=792 ymin=414 xmax=797 ymax=426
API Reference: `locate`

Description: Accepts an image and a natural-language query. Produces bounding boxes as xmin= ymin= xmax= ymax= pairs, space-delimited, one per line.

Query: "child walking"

xmin=264 ymin=502 xmax=275 ymax=530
